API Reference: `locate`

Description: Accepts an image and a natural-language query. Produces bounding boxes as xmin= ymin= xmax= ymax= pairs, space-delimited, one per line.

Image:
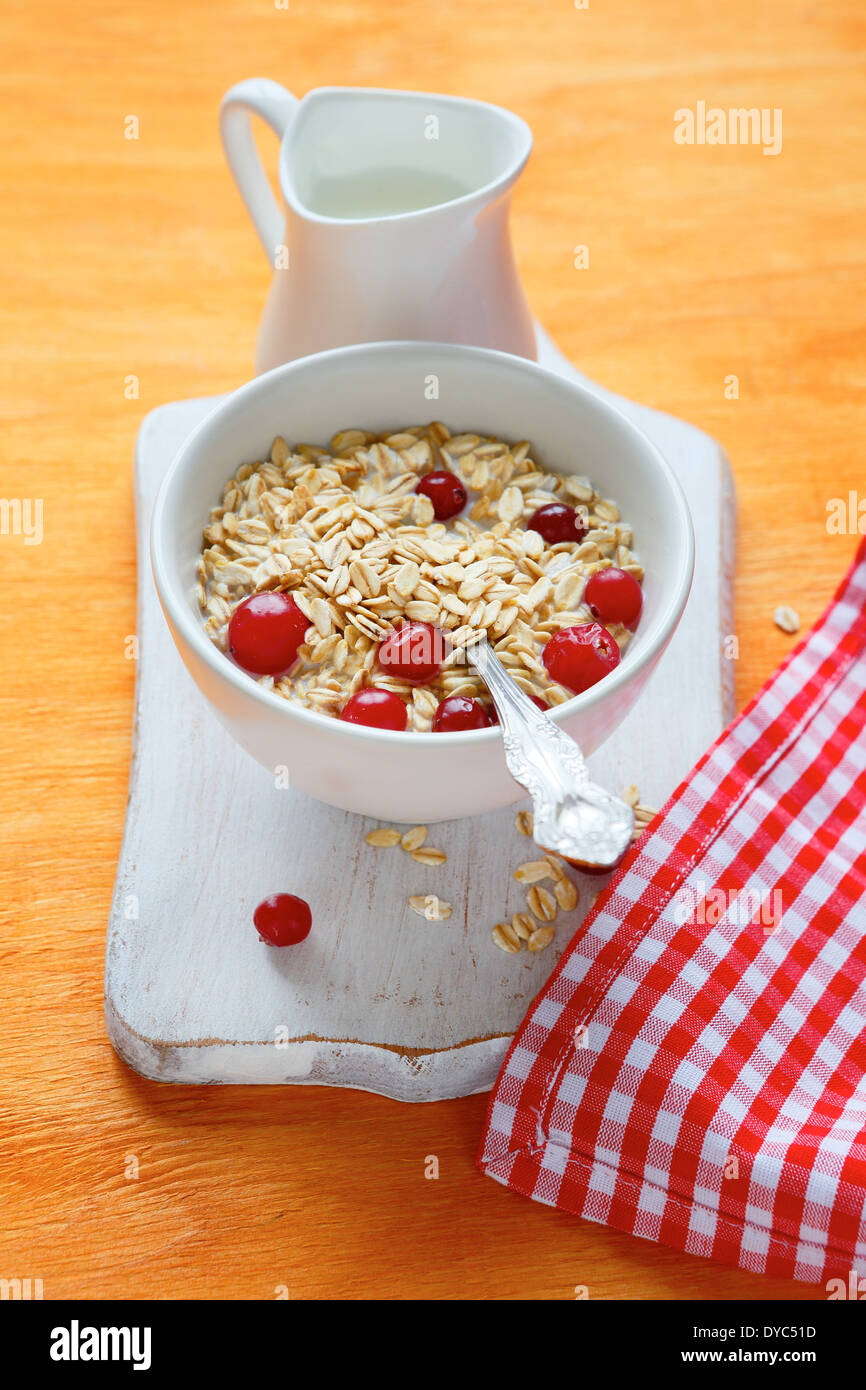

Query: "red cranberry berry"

xmin=486 ymin=695 xmax=546 ymax=725
xmin=254 ymin=893 xmax=312 ymax=946
xmin=526 ymin=502 xmax=587 ymax=545
xmin=542 ymin=622 xmax=620 ymax=695
xmin=227 ymin=592 xmax=308 ymax=676
xmin=432 ymin=696 xmax=494 ymax=733
xmin=378 ymin=622 xmax=449 ymax=683
xmin=584 ymin=567 xmax=643 ymax=629
xmin=340 ymin=687 xmax=408 ymax=731
xmin=415 ymin=470 xmax=467 ymax=521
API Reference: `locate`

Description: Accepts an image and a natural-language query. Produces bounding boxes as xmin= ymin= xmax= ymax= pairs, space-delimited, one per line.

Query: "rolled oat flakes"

xmin=400 ymin=825 xmax=428 ymax=852
xmin=527 ymin=885 xmax=557 ymax=922
xmin=197 ymin=423 xmax=642 ymax=729
xmin=365 ymin=828 xmax=401 ymax=848
xmin=492 ymin=922 xmax=522 ymax=954
xmin=527 ymin=926 xmax=555 ymax=952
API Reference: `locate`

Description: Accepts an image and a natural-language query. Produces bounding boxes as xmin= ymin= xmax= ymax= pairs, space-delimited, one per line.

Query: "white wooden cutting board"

xmin=105 ymin=327 xmax=735 ymax=1101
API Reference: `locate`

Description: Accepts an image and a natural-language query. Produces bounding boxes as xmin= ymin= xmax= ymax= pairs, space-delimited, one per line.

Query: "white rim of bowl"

xmin=150 ymin=341 xmax=695 ymax=750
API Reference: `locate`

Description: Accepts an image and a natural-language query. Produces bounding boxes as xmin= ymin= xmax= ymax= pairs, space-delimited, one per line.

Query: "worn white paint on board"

xmin=105 ymin=329 xmax=736 ymax=1101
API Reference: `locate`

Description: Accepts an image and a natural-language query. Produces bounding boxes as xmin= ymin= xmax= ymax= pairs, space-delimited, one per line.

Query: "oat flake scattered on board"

xmin=365 ymin=827 xmax=401 ymax=848
xmin=408 ymin=893 xmax=452 ymax=922
xmin=774 ymin=604 xmax=801 ymax=634
xmin=492 ymin=922 xmax=521 ymax=954
xmin=515 ymin=809 xmax=534 ymax=837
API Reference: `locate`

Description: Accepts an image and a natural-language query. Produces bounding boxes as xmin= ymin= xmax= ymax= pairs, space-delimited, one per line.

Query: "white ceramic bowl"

xmin=151 ymin=342 xmax=694 ymax=822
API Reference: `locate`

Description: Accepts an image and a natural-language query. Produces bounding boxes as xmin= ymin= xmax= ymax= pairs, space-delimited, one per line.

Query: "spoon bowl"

xmin=465 ymin=637 xmax=634 ymax=870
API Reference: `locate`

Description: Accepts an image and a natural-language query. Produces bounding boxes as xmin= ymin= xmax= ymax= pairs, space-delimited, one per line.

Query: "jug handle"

xmin=219 ymin=79 xmax=299 ymax=262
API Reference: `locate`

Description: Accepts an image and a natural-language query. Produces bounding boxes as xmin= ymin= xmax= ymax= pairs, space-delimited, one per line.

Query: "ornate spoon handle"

xmin=465 ymin=637 xmax=634 ymax=872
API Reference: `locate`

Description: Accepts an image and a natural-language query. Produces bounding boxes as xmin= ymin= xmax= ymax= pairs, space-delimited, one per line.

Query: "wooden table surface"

xmin=2 ymin=0 xmax=864 ymax=1301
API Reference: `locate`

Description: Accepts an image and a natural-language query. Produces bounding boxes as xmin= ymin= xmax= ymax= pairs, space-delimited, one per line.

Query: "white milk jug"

xmin=220 ymin=79 xmax=537 ymax=372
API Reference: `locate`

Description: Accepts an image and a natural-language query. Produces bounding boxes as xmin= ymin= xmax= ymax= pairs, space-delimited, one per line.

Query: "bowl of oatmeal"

xmin=151 ymin=341 xmax=693 ymax=821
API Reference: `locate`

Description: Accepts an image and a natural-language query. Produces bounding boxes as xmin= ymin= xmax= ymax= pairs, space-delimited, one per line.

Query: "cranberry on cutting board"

xmin=254 ymin=894 xmax=312 ymax=946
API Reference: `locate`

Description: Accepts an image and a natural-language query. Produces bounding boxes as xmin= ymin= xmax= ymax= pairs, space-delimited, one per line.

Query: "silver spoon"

xmin=464 ymin=636 xmax=634 ymax=872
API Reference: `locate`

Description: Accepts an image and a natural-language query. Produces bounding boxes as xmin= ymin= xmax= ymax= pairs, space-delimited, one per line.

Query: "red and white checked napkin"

xmin=479 ymin=540 xmax=866 ymax=1285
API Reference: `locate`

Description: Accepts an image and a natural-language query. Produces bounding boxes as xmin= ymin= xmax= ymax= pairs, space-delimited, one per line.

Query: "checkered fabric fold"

xmin=479 ymin=539 xmax=866 ymax=1285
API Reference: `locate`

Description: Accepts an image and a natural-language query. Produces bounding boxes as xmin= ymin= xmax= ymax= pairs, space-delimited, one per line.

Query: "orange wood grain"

xmin=1 ymin=0 xmax=864 ymax=1300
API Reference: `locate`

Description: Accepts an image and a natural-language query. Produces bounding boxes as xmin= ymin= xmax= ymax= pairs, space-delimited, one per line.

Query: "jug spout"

xmin=220 ymin=81 xmax=538 ymax=370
